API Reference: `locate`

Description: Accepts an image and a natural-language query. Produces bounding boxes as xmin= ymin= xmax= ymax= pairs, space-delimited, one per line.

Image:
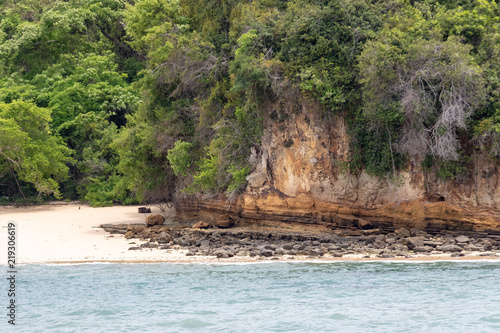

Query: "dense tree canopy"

xmin=1 ymin=0 xmax=499 ymax=204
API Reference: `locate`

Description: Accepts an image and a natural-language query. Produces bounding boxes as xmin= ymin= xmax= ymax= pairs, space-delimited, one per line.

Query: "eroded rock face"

xmin=215 ymin=216 xmax=234 ymax=229
xmin=176 ymin=100 xmax=500 ymax=232
xmin=244 ymin=100 xmax=500 ymax=211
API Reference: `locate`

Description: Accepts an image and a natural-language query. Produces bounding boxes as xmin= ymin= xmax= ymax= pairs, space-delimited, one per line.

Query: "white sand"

xmin=1 ymin=204 xmax=498 ymax=264
xmin=0 ymin=204 xmax=193 ymax=264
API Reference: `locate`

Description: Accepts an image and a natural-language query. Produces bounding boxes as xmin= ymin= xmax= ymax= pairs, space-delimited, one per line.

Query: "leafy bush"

xmin=167 ymin=140 xmax=193 ymax=177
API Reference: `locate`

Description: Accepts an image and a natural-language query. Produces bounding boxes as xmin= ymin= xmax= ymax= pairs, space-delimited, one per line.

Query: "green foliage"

xmin=435 ymin=154 xmax=471 ymax=181
xmin=348 ymin=114 xmax=406 ymax=177
xmin=84 ymin=174 xmax=136 ymax=207
xmin=0 ymin=101 xmax=72 ymax=198
xmin=180 ymin=0 xmax=239 ymax=48
xmin=2 ymin=0 xmax=500 ymax=204
xmin=229 ymin=30 xmax=269 ymax=95
xmin=359 ymin=10 xmax=487 ymax=162
xmin=124 ymin=0 xmax=189 ymax=65
xmin=167 ymin=140 xmax=193 ymax=176
xmin=31 ymin=52 xmax=139 ymax=128
xmin=227 ymin=164 xmax=249 ymax=193
xmin=189 ymin=152 xmax=218 ymax=192
xmin=277 ymin=0 xmax=383 ymax=113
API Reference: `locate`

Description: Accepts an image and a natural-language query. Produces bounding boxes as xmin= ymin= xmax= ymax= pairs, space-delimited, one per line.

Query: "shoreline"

xmin=1 ymin=204 xmax=499 ymax=265
xmin=4 ymin=254 xmax=500 ymax=265
xmin=16 ymin=255 xmax=500 ymax=265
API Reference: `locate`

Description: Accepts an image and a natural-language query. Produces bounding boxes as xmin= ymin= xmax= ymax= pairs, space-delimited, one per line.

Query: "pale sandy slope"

xmin=0 ymin=204 xmax=190 ymax=264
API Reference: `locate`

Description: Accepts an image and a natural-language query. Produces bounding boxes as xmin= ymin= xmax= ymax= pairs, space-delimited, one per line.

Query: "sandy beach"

xmin=1 ymin=203 xmax=499 ymax=265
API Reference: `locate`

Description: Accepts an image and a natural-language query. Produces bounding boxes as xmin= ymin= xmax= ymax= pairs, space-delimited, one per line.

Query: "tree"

xmin=0 ymin=101 xmax=72 ymax=198
xmin=360 ymin=36 xmax=486 ymax=161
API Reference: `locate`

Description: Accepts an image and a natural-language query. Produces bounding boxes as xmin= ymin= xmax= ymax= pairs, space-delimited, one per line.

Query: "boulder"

xmin=133 ymin=225 xmax=146 ymax=233
xmin=406 ymin=237 xmax=425 ymax=250
xmin=124 ymin=231 xmax=135 ymax=239
xmin=260 ymin=249 xmax=274 ymax=257
xmin=213 ymin=249 xmax=230 ymax=258
xmin=437 ymin=244 xmax=463 ymax=252
xmin=200 ymin=240 xmax=211 ymax=251
xmin=395 ymin=228 xmax=411 ymax=238
xmin=192 ymin=221 xmax=211 ymax=229
xmin=146 ymin=214 xmax=165 ymax=226
xmin=141 ymin=229 xmax=153 ymax=239
xmin=455 ymin=235 xmax=470 ymax=243
xmin=413 ymin=246 xmax=433 ymax=253
xmin=157 ymin=231 xmax=173 ymax=243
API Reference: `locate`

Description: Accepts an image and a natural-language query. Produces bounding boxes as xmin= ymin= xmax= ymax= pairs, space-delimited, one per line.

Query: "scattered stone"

xmin=102 ymin=222 xmax=500 ymax=260
xmin=128 ymin=246 xmax=140 ymax=251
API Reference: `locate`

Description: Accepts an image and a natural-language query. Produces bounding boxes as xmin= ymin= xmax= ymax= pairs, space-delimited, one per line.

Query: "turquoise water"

xmin=3 ymin=261 xmax=500 ymax=332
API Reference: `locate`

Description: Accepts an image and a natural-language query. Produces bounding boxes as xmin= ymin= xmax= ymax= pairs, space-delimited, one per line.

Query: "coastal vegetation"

xmin=0 ymin=0 xmax=499 ymax=205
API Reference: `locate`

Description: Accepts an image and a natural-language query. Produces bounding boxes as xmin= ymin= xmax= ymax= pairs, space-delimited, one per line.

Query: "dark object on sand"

xmin=138 ymin=207 xmax=151 ymax=213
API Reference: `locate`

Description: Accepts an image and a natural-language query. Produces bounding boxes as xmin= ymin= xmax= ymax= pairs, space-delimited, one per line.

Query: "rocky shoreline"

xmin=100 ymin=217 xmax=500 ymax=260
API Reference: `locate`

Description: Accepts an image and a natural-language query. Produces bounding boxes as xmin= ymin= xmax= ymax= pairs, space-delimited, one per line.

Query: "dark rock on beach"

xmin=146 ymin=214 xmax=165 ymax=227
xmin=101 ymin=221 xmax=500 ymax=260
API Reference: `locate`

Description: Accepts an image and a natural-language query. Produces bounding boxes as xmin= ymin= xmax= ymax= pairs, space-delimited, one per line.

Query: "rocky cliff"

xmin=177 ymin=101 xmax=500 ymax=233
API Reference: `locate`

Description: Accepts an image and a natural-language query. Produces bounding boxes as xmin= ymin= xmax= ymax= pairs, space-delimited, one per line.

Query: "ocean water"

xmin=2 ymin=261 xmax=500 ymax=332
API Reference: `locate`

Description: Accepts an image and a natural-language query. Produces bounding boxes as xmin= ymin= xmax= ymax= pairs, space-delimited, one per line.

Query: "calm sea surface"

xmin=2 ymin=261 xmax=500 ymax=332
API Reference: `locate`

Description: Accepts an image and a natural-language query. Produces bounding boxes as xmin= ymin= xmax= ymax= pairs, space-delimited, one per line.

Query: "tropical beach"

xmin=1 ymin=203 xmax=499 ymax=265
xmin=3 ymin=0 xmax=500 ymax=331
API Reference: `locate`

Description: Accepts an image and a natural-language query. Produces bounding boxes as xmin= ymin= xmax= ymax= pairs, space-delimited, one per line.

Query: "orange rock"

xmin=192 ymin=221 xmax=211 ymax=229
